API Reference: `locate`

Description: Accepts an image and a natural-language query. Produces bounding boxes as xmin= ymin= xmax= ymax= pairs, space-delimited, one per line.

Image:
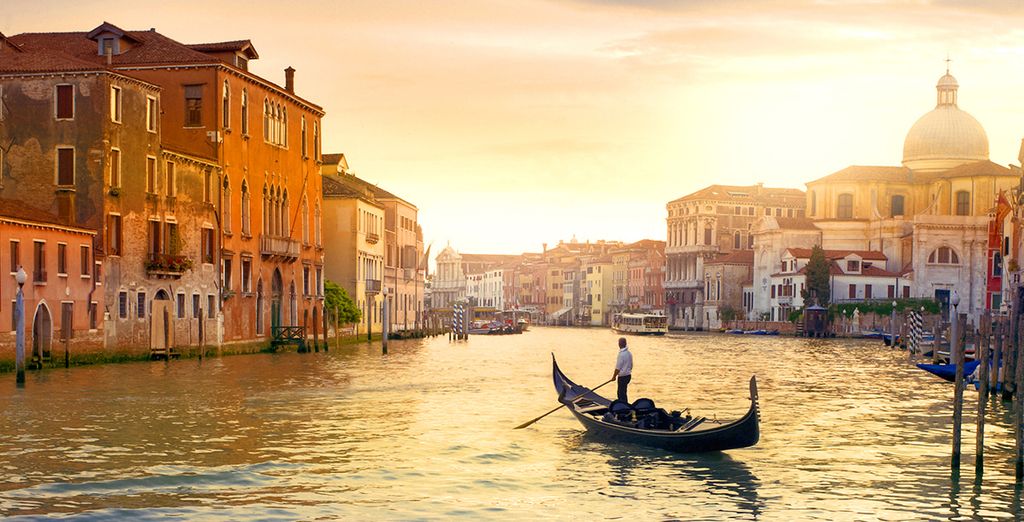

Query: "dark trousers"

xmin=617 ymin=374 xmax=631 ymax=403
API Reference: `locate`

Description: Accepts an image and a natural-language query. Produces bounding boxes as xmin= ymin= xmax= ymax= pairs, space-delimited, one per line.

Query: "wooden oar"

xmin=514 ymin=378 xmax=615 ymax=430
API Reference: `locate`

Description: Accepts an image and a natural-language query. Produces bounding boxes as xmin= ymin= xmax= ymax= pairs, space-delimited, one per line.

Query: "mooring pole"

xmin=15 ymin=267 xmax=27 ymax=387
xmin=976 ymin=312 xmax=991 ymax=472
xmin=952 ymin=311 xmax=965 ymax=471
xmin=382 ymin=297 xmax=389 ymax=354
xmin=933 ymin=320 xmax=942 ymax=364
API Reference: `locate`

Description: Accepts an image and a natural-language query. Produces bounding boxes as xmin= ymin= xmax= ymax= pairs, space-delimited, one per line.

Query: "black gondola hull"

xmin=552 ymin=355 xmax=760 ymax=453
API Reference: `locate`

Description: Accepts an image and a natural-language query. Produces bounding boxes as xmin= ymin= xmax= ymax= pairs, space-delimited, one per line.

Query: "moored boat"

xmin=916 ymin=360 xmax=980 ymax=383
xmin=552 ymin=355 xmax=760 ymax=452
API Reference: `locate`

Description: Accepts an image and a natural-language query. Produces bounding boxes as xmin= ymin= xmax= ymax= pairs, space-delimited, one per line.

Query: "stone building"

xmin=701 ymin=250 xmax=753 ymax=329
xmin=3 ymin=22 xmax=326 ymax=355
xmin=800 ymin=68 xmax=1019 ymax=321
xmin=665 ymin=184 xmax=806 ymax=330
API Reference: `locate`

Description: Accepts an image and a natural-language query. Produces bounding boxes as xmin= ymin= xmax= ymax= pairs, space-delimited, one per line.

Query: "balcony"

xmin=664 ymin=280 xmax=702 ymax=289
xmin=366 ymin=232 xmax=380 ymax=244
xmin=146 ymin=254 xmax=194 ymax=279
xmin=260 ymin=235 xmax=300 ymax=261
xmin=366 ymin=278 xmax=382 ymax=294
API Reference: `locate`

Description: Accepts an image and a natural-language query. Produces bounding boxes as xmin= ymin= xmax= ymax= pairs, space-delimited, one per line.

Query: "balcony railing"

xmin=260 ymin=235 xmax=301 ymax=260
xmin=366 ymin=232 xmax=380 ymax=244
xmin=366 ymin=278 xmax=382 ymax=294
xmin=146 ymin=254 xmax=194 ymax=279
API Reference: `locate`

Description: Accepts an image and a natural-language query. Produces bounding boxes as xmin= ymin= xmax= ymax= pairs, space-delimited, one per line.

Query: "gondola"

xmin=552 ymin=355 xmax=760 ymax=453
xmin=916 ymin=360 xmax=980 ymax=383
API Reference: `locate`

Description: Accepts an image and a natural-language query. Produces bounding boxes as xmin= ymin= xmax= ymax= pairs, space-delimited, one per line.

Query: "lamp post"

xmin=15 ymin=266 xmax=26 ymax=386
xmin=951 ymin=291 xmax=961 ymax=362
xmin=891 ymin=300 xmax=898 ymax=350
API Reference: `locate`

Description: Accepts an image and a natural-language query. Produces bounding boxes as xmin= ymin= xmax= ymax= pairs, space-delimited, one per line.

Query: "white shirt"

xmin=615 ymin=347 xmax=633 ymax=377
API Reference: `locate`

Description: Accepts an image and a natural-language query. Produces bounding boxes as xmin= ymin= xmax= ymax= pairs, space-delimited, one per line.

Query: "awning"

xmin=551 ymin=307 xmax=572 ymax=319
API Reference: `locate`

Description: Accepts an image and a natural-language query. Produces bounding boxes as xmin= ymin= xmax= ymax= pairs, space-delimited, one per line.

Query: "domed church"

xmin=791 ymin=67 xmax=1016 ymax=319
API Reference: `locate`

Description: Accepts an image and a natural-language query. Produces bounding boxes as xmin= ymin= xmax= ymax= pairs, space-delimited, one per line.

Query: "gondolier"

xmin=612 ymin=337 xmax=633 ymax=403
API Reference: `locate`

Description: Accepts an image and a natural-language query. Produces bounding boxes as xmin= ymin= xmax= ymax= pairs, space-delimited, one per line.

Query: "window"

xmin=146 ymin=156 xmax=157 ymax=193
xmin=222 ymin=80 xmax=230 ymax=128
xmin=263 ymin=99 xmax=270 ymax=141
xmin=202 ymin=228 xmax=214 ymax=264
xmin=110 ymin=148 xmax=121 ymax=187
xmin=891 ymin=195 xmax=905 ymax=217
xmin=241 ymin=258 xmax=252 ymax=293
xmin=110 ymin=86 xmax=122 ymax=123
xmin=184 ymin=84 xmax=203 ymax=127
xmin=849 ymin=284 xmax=856 ymax=299
xmin=865 ymin=285 xmax=873 ymax=299
xmin=301 ymin=117 xmax=307 ymax=156
xmin=314 ymin=202 xmax=322 ymax=246
xmin=928 ymin=246 xmax=960 ymax=265
xmin=80 ymin=245 xmax=90 ymax=276
xmin=301 ymin=197 xmax=309 ymax=244
xmin=955 ymin=190 xmax=970 ymax=216
xmin=33 ymin=241 xmax=46 ymax=283
xmin=223 ymin=257 xmax=233 ymax=291
xmin=888 ymin=285 xmax=895 ymax=299
xmin=846 ymin=260 xmax=860 ymax=272
xmin=204 ymin=170 xmax=212 ymax=203
xmin=57 ymin=243 xmax=67 ymax=275
xmin=994 ymin=252 xmax=1003 ymax=277
xmin=146 ymin=96 xmax=158 ymax=132
xmin=241 ymin=181 xmax=251 ymax=235
xmin=108 ymin=214 xmax=123 ymax=255
xmin=240 ymin=89 xmax=249 ymax=135
xmin=837 ymin=194 xmax=853 ymax=219
xmin=99 ymin=37 xmax=116 ymax=56
xmin=703 ymin=226 xmax=712 ymax=246
xmin=119 ymin=291 xmax=128 ymax=319
xmin=314 ymin=121 xmax=320 ymax=160
xmin=89 ymin=302 xmax=98 ymax=330
xmin=177 ymin=293 xmax=186 ymax=319
xmin=192 ymin=294 xmax=200 ymax=319
xmin=303 ymin=266 xmax=310 ymax=296
xmin=734 ymin=232 xmax=741 ymax=249
xmin=9 ymin=240 xmax=19 ymax=273
xmin=56 ymin=84 xmax=74 ymax=119
xmin=222 ymin=177 xmax=232 ymax=234
xmin=57 ymin=147 xmax=74 ymax=186
xmin=903 ymin=286 xmax=910 ymax=299
xmin=148 ymin=220 xmax=162 ymax=257
xmin=316 ymin=267 xmax=323 ymax=296
xmin=208 ymin=295 xmax=216 ymax=319
xmin=165 ymin=161 xmax=176 ymax=196
xmin=137 ymin=292 xmax=146 ymax=319
xmin=163 ymin=222 xmax=178 ymax=256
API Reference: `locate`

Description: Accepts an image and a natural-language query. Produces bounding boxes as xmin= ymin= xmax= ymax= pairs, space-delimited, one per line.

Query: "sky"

xmin=7 ymin=0 xmax=1024 ymax=257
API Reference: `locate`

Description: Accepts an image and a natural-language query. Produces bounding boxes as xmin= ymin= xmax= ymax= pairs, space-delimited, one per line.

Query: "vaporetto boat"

xmin=611 ymin=313 xmax=668 ymax=335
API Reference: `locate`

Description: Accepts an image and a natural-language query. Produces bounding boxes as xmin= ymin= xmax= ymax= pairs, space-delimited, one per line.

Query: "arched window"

xmin=222 ymin=176 xmax=232 ymax=234
xmin=256 ymin=279 xmax=264 ymax=335
xmin=221 ymin=80 xmax=230 ymax=128
xmin=837 ymin=194 xmax=853 ymax=219
xmin=263 ymin=99 xmax=270 ymax=141
xmin=313 ymin=121 xmax=319 ymax=160
xmin=282 ymin=106 xmax=288 ymax=145
xmin=955 ymin=190 xmax=970 ymax=216
xmin=240 ymin=89 xmax=248 ymax=135
xmin=282 ymin=189 xmax=290 ymax=235
xmin=301 ymin=117 xmax=307 ymax=157
xmin=314 ymin=200 xmax=322 ymax=246
xmin=733 ymin=231 xmax=741 ymax=249
xmin=927 ymin=246 xmax=960 ymax=265
xmin=275 ymin=186 xmax=283 ymax=236
xmin=273 ymin=104 xmax=281 ymax=145
xmin=891 ymin=194 xmax=905 ymax=217
xmin=301 ymin=196 xmax=309 ymax=244
xmin=241 ymin=180 xmax=250 ymax=236
xmin=262 ymin=185 xmax=269 ymax=235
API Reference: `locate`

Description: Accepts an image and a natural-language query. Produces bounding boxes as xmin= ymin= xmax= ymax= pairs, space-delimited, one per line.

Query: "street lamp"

xmin=15 ymin=266 xmax=27 ymax=386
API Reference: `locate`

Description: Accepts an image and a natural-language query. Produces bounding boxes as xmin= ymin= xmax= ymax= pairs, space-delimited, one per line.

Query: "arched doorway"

xmin=32 ymin=303 xmax=52 ymax=363
xmin=256 ymin=279 xmax=265 ymax=336
xmin=289 ymin=281 xmax=297 ymax=325
xmin=151 ymin=290 xmax=173 ymax=351
xmin=271 ymin=269 xmax=282 ymax=329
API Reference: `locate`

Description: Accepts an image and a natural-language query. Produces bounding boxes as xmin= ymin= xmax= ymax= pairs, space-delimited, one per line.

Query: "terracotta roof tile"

xmin=706 ymin=250 xmax=754 ymax=265
xmin=807 ymin=166 xmax=910 ymax=185
xmin=670 ymin=184 xmax=805 ymax=204
xmin=785 ymin=247 xmax=887 ymax=261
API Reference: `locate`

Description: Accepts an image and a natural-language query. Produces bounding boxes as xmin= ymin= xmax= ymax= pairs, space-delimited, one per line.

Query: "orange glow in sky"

xmin=7 ymin=1 xmax=1024 ymax=255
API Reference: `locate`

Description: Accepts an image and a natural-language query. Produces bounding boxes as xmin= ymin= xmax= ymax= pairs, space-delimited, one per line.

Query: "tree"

xmin=325 ymin=280 xmax=361 ymax=325
xmin=801 ymin=245 xmax=831 ymax=306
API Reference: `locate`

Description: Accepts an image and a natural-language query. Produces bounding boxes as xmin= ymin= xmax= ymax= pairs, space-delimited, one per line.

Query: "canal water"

xmin=0 ymin=327 xmax=1021 ymax=520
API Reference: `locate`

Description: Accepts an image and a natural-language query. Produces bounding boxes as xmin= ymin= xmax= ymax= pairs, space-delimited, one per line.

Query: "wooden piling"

xmin=933 ymin=320 xmax=942 ymax=364
xmin=976 ymin=312 xmax=991 ymax=471
xmin=952 ymin=312 xmax=966 ymax=470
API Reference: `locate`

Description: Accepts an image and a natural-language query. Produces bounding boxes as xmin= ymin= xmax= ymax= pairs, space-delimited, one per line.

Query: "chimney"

xmin=542 ymin=242 xmax=547 ymax=253
xmin=284 ymin=67 xmax=295 ymax=93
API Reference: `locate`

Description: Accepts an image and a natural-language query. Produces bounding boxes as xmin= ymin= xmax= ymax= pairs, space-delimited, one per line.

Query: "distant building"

xmin=666 ymin=184 xmax=806 ymax=330
xmin=430 ymin=245 xmax=518 ymax=309
xmin=702 ymin=250 xmax=753 ymax=329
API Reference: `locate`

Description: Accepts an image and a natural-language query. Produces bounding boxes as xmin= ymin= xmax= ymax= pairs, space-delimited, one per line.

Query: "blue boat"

xmin=916 ymin=360 xmax=980 ymax=383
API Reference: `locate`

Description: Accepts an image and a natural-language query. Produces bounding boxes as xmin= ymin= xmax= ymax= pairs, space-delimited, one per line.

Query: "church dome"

xmin=902 ymin=71 xmax=989 ymax=172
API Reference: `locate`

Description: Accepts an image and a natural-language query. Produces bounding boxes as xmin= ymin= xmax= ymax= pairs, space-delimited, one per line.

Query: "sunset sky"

xmin=7 ymin=1 xmax=1024 ymax=257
